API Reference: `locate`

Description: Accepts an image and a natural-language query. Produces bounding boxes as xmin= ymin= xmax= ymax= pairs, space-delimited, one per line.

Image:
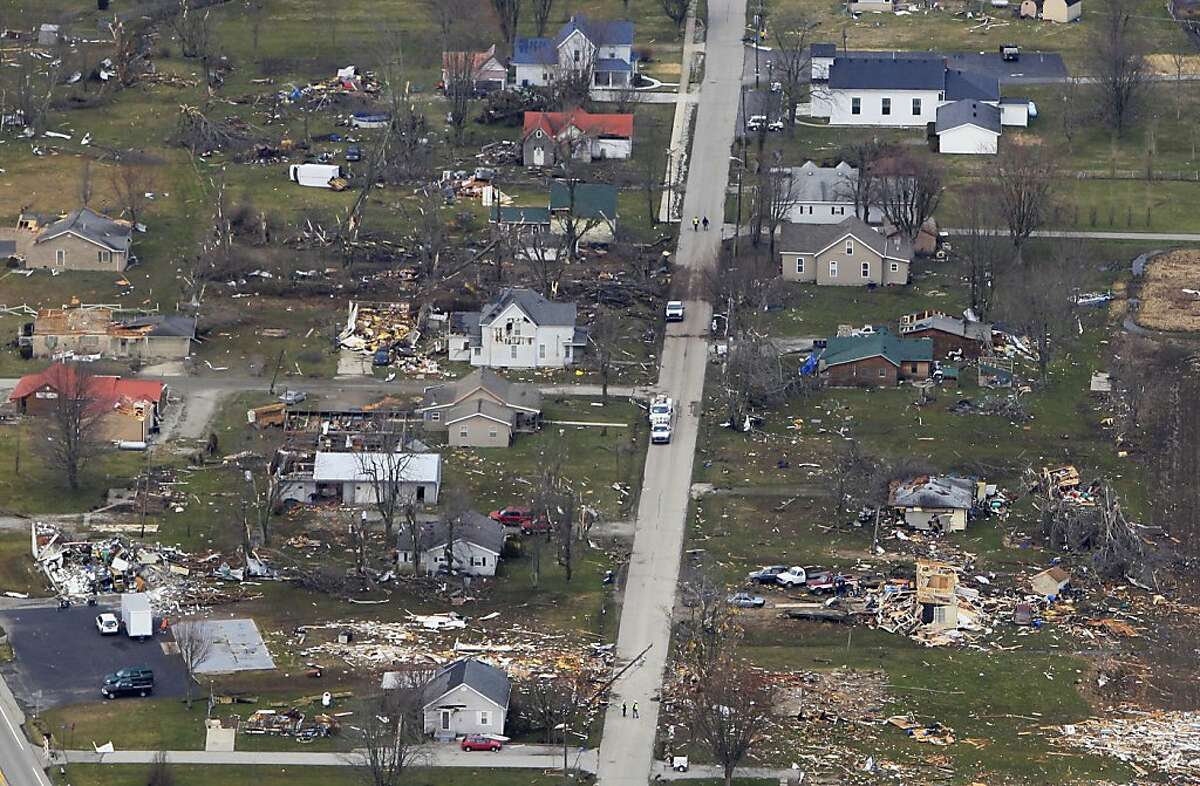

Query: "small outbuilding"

xmin=935 ymin=100 xmax=1001 ymax=155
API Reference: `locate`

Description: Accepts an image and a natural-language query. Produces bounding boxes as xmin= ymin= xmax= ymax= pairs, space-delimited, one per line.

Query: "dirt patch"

xmin=1135 ymin=250 xmax=1200 ymax=332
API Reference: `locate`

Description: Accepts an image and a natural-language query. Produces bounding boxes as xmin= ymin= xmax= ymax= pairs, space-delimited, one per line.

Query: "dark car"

xmin=345 ymin=145 xmax=363 ymax=162
xmin=460 ymin=734 xmax=503 ymax=752
xmin=101 ymin=666 xmax=154 ymax=699
xmin=489 ymin=507 xmax=534 ymax=526
xmin=746 ymin=565 xmax=788 ymax=584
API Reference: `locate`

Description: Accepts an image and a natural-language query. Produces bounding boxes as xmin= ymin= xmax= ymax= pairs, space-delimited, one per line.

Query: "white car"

xmin=651 ymin=422 xmax=673 ymax=444
xmin=775 ymin=566 xmax=808 ymax=587
xmin=279 ymin=390 xmax=307 ymax=405
xmin=95 ymin=613 xmax=120 ymax=635
xmin=649 ymin=395 xmax=674 ymax=426
xmin=665 ymin=301 xmax=685 ymax=322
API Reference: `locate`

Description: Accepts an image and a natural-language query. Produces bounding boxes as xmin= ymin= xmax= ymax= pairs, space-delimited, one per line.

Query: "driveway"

xmin=0 ymin=605 xmax=187 ymax=709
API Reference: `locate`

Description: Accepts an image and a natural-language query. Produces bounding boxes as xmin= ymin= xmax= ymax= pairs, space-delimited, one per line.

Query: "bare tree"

xmin=146 ymin=751 xmax=174 ymax=786
xmin=108 ymin=18 xmax=147 ymax=88
xmin=704 ymin=246 xmax=781 ymax=336
xmin=407 ymin=186 xmax=448 ymax=278
xmin=12 ymin=52 xmax=60 ymax=136
xmin=875 ymin=152 xmax=943 ymax=242
xmin=515 ymin=227 xmax=568 ymax=297
xmin=628 ymin=116 xmax=666 ymax=227
xmin=532 ymin=0 xmax=556 ymax=37
xmin=110 ymin=158 xmax=155 ymax=227
xmin=243 ymin=463 xmax=284 ymax=547
xmin=836 ymin=141 xmax=885 ymax=222
xmin=442 ymin=50 xmax=475 ymax=146
xmin=534 ymin=447 xmax=578 ymax=582
xmin=684 ymin=650 xmax=774 ymax=786
xmin=758 ymin=150 xmax=801 ymax=256
xmin=172 ymin=1 xmax=216 ymax=85
xmin=40 ymin=363 xmax=107 ymax=492
xmin=659 ymin=0 xmax=690 ymax=30
xmin=173 ymin=621 xmax=214 ymax=710
xmin=552 ymin=176 xmax=608 ymax=264
xmin=993 ymin=242 xmax=1078 ymax=382
xmin=1089 ymin=0 xmax=1148 ymax=136
xmin=520 ymin=673 xmax=589 ymax=745
xmin=771 ymin=11 xmax=817 ymax=133
xmin=354 ymin=687 xmax=428 ymax=786
xmin=992 ymin=143 xmax=1056 ymax=261
xmin=1169 ymin=51 xmax=1189 ymax=120
xmin=491 ymin=0 xmax=522 ymax=54
xmin=550 ymin=46 xmax=595 ymax=110
xmin=589 ymin=307 xmax=620 ymax=402
xmin=244 ymin=1 xmax=266 ymax=57
xmin=956 ymin=183 xmax=1004 ymax=319
xmin=78 ymin=160 xmax=93 ymax=208
xmin=720 ymin=335 xmax=795 ymax=431
xmin=357 ymin=428 xmax=414 ymax=548
xmin=1057 ymin=77 xmax=1083 ymax=155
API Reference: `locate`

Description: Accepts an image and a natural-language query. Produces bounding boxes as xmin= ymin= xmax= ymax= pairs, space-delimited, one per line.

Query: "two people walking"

xmin=691 ymin=216 xmax=709 ymax=231
xmin=621 ymin=701 xmax=640 ymax=718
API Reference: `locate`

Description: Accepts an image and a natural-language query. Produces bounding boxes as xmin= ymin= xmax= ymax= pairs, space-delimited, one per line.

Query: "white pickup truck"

xmin=775 ymin=566 xmax=808 ymax=588
xmin=649 ymin=395 xmax=675 ymax=445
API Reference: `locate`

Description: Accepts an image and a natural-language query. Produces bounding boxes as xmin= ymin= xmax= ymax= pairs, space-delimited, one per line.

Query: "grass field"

xmin=54 ymin=764 xmax=577 ymax=786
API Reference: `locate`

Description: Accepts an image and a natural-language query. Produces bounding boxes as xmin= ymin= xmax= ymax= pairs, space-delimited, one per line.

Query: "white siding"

xmin=592 ymin=139 xmax=631 ymax=160
xmin=1000 ymin=102 xmax=1029 ymax=127
xmin=937 ymin=125 xmax=999 ymax=155
xmin=423 ymin=684 xmax=506 ymax=738
xmin=409 ymin=540 xmax=500 ymax=577
xmin=472 ymin=302 xmax=577 ymax=369
xmin=827 ymin=88 xmax=941 ymax=127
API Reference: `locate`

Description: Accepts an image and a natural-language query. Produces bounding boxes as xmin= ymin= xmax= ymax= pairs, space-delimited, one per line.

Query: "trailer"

xmin=120 ymin=592 xmax=153 ymax=639
xmin=288 ymin=164 xmax=343 ymax=189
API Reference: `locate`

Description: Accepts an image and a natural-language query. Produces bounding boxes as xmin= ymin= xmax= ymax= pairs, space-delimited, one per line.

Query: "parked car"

xmin=95 ymin=613 xmax=120 ymax=635
xmin=651 ymin=422 xmax=673 ymax=444
xmin=279 ymin=390 xmax=307 ymax=405
xmin=807 ymin=572 xmax=859 ymax=595
xmin=489 ymin=507 xmax=534 ymax=527
xmin=746 ymin=565 xmax=788 ymax=584
xmin=775 ymin=566 xmax=809 ymax=588
xmin=727 ymin=592 xmax=766 ymax=608
xmin=665 ymin=301 xmax=685 ymax=322
xmin=520 ymin=516 xmax=552 ymax=535
xmin=461 ymin=734 xmax=503 ymax=752
xmin=101 ymin=667 xmax=154 ymax=699
xmin=345 ymin=144 xmax=363 ymax=162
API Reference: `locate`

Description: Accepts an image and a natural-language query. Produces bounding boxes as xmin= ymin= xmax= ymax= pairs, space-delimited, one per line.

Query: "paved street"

xmin=596 ymin=1 xmax=746 ymax=785
xmin=0 ymin=674 xmax=51 ymax=786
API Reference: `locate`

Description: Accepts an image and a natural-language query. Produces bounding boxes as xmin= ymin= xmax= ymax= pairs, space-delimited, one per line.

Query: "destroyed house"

xmin=27 ymin=307 xmax=196 ymax=361
xmin=397 ymin=511 xmax=506 ymax=576
xmin=817 ymin=330 xmax=932 ymax=386
xmin=899 ymin=315 xmax=992 ymax=359
xmin=422 ymin=658 xmax=511 ymax=739
xmin=549 ymin=180 xmax=618 ymax=244
xmin=447 ymin=287 xmax=587 ymax=369
xmin=888 ymin=475 xmax=981 ymax=532
xmin=9 ymin=363 xmax=166 ymax=443
xmin=0 ymin=208 xmax=132 ymax=272
xmin=418 ymin=369 xmax=542 ymax=448
xmin=276 ymin=451 xmax=441 ymax=506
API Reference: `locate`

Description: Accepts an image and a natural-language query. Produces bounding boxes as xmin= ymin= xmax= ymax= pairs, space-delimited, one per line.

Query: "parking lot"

xmin=0 ymin=605 xmax=187 ymax=708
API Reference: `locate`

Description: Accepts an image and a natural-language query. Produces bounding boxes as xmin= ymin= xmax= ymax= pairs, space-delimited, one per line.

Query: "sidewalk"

xmin=658 ymin=7 xmax=702 ymax=223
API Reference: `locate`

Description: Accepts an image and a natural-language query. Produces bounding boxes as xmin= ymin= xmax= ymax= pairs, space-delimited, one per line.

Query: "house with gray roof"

xmin=784 ymin=161 xmax=883 ymax=225
xmin=398 ymin=510 xmax=506 ymax=577
xmin=0 ymin=208 xmax=132 ymax=272
xmin=899 ymin=315 xmax=993 ymax=358
xmin=421 ymin=658 xmax=511 ymax=739
xmin=779 ymin=216 xmax=911 ymax=286
xmin=447 ymin=288 xmax=587 ymax=369
xmin=418 ymin=369 xmax=542 ymax=447
xmin=512 ymin=15 xmax=638 ymax=95
xmin=935 ymin=100 xmax=1002 ymax=155
xmin=888 ymin=475 xmax=982 ymax=532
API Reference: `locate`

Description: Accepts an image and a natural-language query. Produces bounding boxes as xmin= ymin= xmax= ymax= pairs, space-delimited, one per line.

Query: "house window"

xmin=441 ymin=710 xmax=452 ymax=731
xmin=890 ymin=262 xmax=900 ymax=273
xmin=430 ymin=412 xmax=440 ymax=422
xmin=488 ymin=427 xmax=498 ymax=438
xmin=881 ymin=97 xmax=891 ymax=116
xmin=879 ymin=367 xmax=886 ymax=378
xmin=795 ymin=258 xmax=805 ymax=274
xmin=510 ymin=345 xmax=518 ymax=359
xmin=399 ymin=552 xmax=410 ymax=562
xmin=851 ymin=97 xmax=861 ymax=115
xmin=459 ymin=427 xmax=469 ymax=438
xmin=538 ymin=343 xmax=546 ymax=359
xmin=55 ymin=249 xmax=65 ymax=266
xmin=479 ymin=711 xmax=492 ymax=727
xmin=98 ymin=250 xmax=112 ymax=264
xmin=845 ymin=240 xmax=854 ymax=255
xmin=473 ymin=347 xmax=481 ymax=356
xmin=574 ymin=50 xmax=581 ymax=62
xmin=861 ymin=261 xmax=870 ymax=278
xmin=829 ymin=260 xmax=838 ymax=278
xmin=912 ymin=97 xmax=922 ymax=115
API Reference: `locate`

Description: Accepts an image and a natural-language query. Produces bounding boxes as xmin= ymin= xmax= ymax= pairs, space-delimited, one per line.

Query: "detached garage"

xmin=935 ymin=100 xmax=1001 ymax=155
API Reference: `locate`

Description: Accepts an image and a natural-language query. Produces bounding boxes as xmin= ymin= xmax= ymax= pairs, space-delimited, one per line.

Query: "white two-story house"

xmin=512 ymin=15 xmax=638 ymax=94
xmin=785 ymin=161 xmax=883 ymax=224
xmin=448 ymin=287 xmax=587 ymax=369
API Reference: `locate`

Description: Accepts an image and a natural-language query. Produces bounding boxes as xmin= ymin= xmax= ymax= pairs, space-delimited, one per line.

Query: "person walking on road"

xmin=622 ymin=702 xmax=627 ymax=717
xmin=702 ymin=216 xmax=709 ymax=230
xmin=692 ymin=216 xmax=699 ymax=231
xmin=632 ymin=702 xmax=640 ymax=718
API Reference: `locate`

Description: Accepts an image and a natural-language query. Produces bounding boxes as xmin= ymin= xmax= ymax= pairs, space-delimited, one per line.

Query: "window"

xmin=55 ymin=249 xmax=65 ymax=266
xmin=510 ymin=345 xmax=518 ymax=359
xmin=459 ymin=427 xmax=469 ymax=438
xmin=441 ymin=711 xmax=452 ymax=731
xmin=890 ymin=262 xmax=900 ymax=273
xmin=399 ymin=552 xmax=410 ymax=563
xmin=851 ymin=97 xmax=861 ymax=115
xmin=861 ymin=261 xmax=870 ymax=278
xmin=479 ymin=711 xmax=492 ymax=727
xmin=488 ymin=427 xmax=498 ymax=438
xmin=98 ymin=250 xmax=112 ymax=265
xmin=881 ymin=97 xmax=891 ymax=116
xmin=538 ymin=343 xmax=546 ymax=359
xmin=845 ymin=239 xmax=854 ymax=255
xmin=829 ymin=260 xmax=838 ymax=278
xmin=912 ymin=97 xmax=922 ymax=115
xmin=878 ymin=367 xmax=886 ymax=378
xmin=473 ymin=347 xmax=481 ymax=355
xmin=430 ymin=412 xmax=440 ymax=422
xmin=573 ymin=49 xmax=581 ymax=62
xmin=795 ymin=258 xmax=805 ymax=274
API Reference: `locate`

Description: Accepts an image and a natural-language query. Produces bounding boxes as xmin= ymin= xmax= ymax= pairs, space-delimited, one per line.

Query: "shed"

xmin=1030 ymin=566 xmax=1071 ymax=597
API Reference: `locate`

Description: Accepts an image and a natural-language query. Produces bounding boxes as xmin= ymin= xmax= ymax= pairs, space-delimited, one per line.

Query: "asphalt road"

xmin=0 ymin=606 xmax=187 ymax=709
xmin=595 ymin=1 xmax=744 ymax=784
xmin=0 ymin=672 xmax=50 ymax=786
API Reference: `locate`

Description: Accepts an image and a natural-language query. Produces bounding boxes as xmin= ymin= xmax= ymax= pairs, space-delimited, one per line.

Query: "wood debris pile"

xmin=1058 ymin=711 xmax=1200 ymax=777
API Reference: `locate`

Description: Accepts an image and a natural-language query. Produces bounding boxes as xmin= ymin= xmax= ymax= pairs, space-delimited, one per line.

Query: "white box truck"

xmin=120 ymin=593 xmax=153 ymax=639
xmin=288 ymin=163 xmax=342 ymax=189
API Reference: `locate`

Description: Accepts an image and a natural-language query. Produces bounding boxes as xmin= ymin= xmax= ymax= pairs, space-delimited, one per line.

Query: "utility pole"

xmin=754 ymin=0 xmax=765 ymax=89
xmin=268 ymin=348 xmax=285 ymax=395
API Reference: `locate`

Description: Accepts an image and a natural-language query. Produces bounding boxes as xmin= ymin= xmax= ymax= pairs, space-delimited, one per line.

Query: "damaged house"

xmin=9 ymin=363 xmax=166 ymax=443
xmin=522 ymin=109 xmax=634 ymax=167
xmin=447 ymin=288 xmax=587 ymax=370
xmin=0 ymin=208 xmax=132 ymax=272
xmin=421 ymin=658 xmax=511 ymax=739
xmin=899 ymin=315 xmax=992 ymax=359
xmin=397 ymin=511 xmax=506 ymax=577
xmin=888 ymin=475 xmax=984 ymax=533
xmin=24 ymin=307 xmax=196 ymax=361
xmin=276 ymin=451 xmax=442 ymax=506
xmin=417 ymin=369 xmax=542 ymax=448
xmin=816 ymin=330 xmax=932 ymax=387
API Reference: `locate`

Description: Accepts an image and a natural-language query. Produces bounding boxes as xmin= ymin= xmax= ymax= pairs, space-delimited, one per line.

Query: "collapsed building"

xmin=21 ymin=306 xmax=196 ymax=361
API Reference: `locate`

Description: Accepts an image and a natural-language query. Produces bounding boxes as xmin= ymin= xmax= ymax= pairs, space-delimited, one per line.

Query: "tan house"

xmin=27 ymin=307 xmax=196 ymax=361
xmin=417 ymin=369 xmax=542 ymax=447
xmin=1020 ymin=0 xmax=1081 ymax=22
xmin=1 ymin=208 xmax=132 ymax=271
xmin=779 ymin=217 xmax=912 ymax=286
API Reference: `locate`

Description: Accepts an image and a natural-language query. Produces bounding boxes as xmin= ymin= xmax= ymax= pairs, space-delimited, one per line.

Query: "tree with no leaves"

xmin=993 ymin=242 xmax=1079 ymax=382
xmin=356 ymin=423 xmax=415 ymax=550
xmin=146 ymin=751 xmax=174 ymax=786
xmin=956 ymin=183 xmax=1005 ymax=319
xmin=1089 ymin=0 xmax=1148 ymax=136
xmin=720 ymin=335 xmax=794 ymax=431
xmin=992 ymin=143 xmax=1056 ymax=261
xmin=110 ymin=157 xmax=155 ymax=227
xmin=173 ymin=620 xmax=214 ymax=710
xmin=353 ymin=685 xmax=428 ymax=786
xmin=532 ymin=0 xmax=556 ymax=37
xmin=874 ymin=152 xmax=943 ymax=242
xmin=835 ymin=140 xmax=885 ymax=222
xmin=442 ymin=49 xmax=475 ymax=146
xmin=684 ymin=648 xmax=774 ymax=786
xmin=589 ymin=306 xmax=621 ymax=402
xmin=39 ymin=363 xmax=107 ymax=492
xmin=491 ymin=0 xmax=522 ymax=54
xmin=520 ymin=672 xmax=590 ymax=745
xmin=659 ymin=0 xmax=691 ymax=30
xmin=771 ymin=11 xmax=818 ymax=133
xmin=534 ymin=446 xmax=579 ymax=582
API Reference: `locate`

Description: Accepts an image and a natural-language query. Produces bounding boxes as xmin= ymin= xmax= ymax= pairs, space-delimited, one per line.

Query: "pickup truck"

xmin=775 ymin=566 xmax=808 ymax=588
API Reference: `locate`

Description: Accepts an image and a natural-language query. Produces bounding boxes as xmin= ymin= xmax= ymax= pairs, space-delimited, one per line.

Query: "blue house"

xmin=512 ymin=15 xmax=638 ymax=94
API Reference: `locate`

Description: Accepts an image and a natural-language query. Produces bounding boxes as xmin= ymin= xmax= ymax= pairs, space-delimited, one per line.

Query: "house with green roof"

xmin=818 ymin=330 xmax=933 ymax=386
xmin=491 ymin=181 xmax=618 ymax=247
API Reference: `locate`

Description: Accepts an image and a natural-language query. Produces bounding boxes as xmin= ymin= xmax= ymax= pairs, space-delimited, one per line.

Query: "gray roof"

xmin=0 ymin=240 xmax=15 ymax=256
xmin=904 ymin=315 xmax=992 ymax=342
xmin=945 ymin=69 xmax=1000 ymax=101
xmin=935 ymin=100 xmax=1001 ymax=134
xmin=423 ymin=658 xmax=511 ymax=709
xmin=779 ymin=216 xmax=911 ymax=261
xmin=828 ymin=55 xmax=946 ymax=91
xmin=445 ymin=398 xmax=517 ymax=427
xmin=399 ymin=510 xmax=506 ymax=555
xmin=889 ymin=476 xmax=976 ymax=510
xmin=788 ymin=161 xmax=857 ymax=204
xmin=420 ymin=368 xmax=542 ymax=413
xmin=811 ymin=43 xmax=837 ymax=58
xmin=480 ymin=287 xmax=576 ymax=328
xmin=450 ymin=311 xmax=482 ymax=342
xmin=116 ymin=315 xmax=197 ymax=338
xmin=35 ymin=208 xmax=132 ymax=252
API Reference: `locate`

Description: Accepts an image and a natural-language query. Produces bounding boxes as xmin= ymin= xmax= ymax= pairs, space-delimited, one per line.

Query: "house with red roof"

xmin=9 ymin=363 xmax=167 ymax=443
xmin=440 ymin=45 xmax=508 ymax=94
xmin=522 ymin=109 xmax=633 ymax=167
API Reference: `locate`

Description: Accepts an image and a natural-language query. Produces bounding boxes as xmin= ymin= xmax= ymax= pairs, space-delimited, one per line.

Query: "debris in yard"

xmin=887 ymin=714 xmax=956 ymax=745
xmin=1057 ymin=711 xmax=1200 ymax=776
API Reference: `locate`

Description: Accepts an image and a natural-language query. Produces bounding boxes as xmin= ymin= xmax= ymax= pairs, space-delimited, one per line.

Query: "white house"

xmin=999 ymin=97 xmax=1030 ymax=127
xmin=784 ymin=161 xmax=883 ymax=225
xmin=512 ymin=15 xmax=637 ymax=95
xmin=398 ymin=511 xmax=506 ymax=577
xmin=448 ymin=287 xmax=587 ymax=369
xmin=277 ymin=451 xmax=442 ymax=506
xmin=421 ymin=659 xmax=511 ymax=740
xmin=935 ymin=100 xmax=1001 ymax=155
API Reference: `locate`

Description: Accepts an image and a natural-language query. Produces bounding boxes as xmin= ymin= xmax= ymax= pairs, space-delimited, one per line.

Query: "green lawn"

xmin=54 ymin=765 xmax=577 ymax=786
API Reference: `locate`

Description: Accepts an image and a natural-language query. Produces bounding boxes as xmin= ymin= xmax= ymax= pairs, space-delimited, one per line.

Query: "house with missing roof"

xmin=418 ymin=658 xmax=511 ymax=739
xmin=276 ymin=451 xmax=442 ymax=506
xmin=0 ymin=208 xmax=132 ymax=271
xmin=447 ymin=287 xmax=587 ymax=369
xmin=417 ymin=369 xmax=543 ymax=448
xmin=491 ymin=181 xmax=618 ymax=245
xmin=888 ymin=475 xmax=984 ymax=532
xmin=816 ymin=330 xmax=933 ymax=386
xmin=8 ymin=362 xmax=167 ymax=443
xmin=779 ymin=217 xmax=912 ymax=286
xmin=512 ymin=15 xmax=638 ymax=95
xmin=522 ymin=109 xmax=634 ymax=167
xmin=899 ymin=315 xmax=993 ymax=359
xmin=397 ymin=511 xmax=506 ymax=577
xmin=784 ymin=161 xmax=883 ymax=225
xmin=26 ymin=307 xmax=196 ymax=361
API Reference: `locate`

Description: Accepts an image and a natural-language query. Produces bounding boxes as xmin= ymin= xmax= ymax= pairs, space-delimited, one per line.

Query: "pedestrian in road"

xmin=632 ymin=701 xmax=640 ymax=718
xmin=702 ymin=216 xmax=709 ymax=230
xmin=692 ymin=216 xmax=699 ymax=231
xmin=622 ymin=701 xmax=627 ymax=717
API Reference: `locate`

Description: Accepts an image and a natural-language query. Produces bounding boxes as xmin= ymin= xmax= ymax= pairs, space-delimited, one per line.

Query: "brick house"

xmin=817 ymin=331 xmax=933 ymax=386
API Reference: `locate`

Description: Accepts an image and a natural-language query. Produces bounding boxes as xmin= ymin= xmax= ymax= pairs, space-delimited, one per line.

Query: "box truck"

xmin=120 ymin=593 xmax=153 ymax=639
xmin=288 ymin=163 xmax=343 ymax=189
